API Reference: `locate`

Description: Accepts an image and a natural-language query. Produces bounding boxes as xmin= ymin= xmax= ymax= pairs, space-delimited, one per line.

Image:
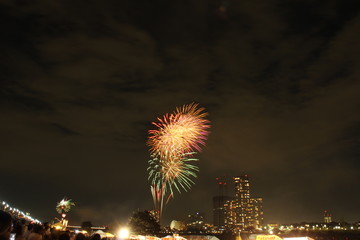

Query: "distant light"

xmin=118 ymin=228 xmax=130 ymax=239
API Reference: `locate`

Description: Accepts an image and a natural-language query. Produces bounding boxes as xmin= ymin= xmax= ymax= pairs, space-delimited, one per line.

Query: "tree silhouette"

xmin=128 ymin=211 xmax=160 ymax=235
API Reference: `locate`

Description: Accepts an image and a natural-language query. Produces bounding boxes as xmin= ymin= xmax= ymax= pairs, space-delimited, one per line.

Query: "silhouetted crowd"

xmin=0 ymin=211 xmax=105 ymax=240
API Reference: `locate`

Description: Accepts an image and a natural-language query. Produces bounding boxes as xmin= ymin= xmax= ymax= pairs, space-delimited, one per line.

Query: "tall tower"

xmin=324 ymin=210 xmax=332 ymax=223
xmin=234 ymin=175 xmax=251 ymax=229
xmin=224 ymin=199 xmax=238 ymax=231
xmin=213 ymin=177 xmax=231 ymax=229
xmin=250 ymin=197 xmax=264 ymax=228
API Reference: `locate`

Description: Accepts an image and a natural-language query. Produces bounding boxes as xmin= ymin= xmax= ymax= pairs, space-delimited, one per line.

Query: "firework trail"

xmin=147 ymin=103 xmax=210 ymax=221
xmin=148 ymin=152 xmax=199 ymax=196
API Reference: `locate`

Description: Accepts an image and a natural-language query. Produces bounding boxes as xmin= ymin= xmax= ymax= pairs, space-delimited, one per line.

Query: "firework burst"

xmin=148 ymin=103 xmax=210 ymax=161
xmin=147 ymin=103 xmax=210 ymax=221
xmin=148 ymin=153 xmax=199 ymax=195
xmin=56 ymin=198 xmax=75 ymax=214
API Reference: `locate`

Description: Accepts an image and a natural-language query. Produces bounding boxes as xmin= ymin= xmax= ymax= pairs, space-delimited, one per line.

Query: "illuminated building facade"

xmin=234 ymin=175 xmax=252 ymax=229
xmin=213 ymin=175 xmax=264 ymax=231
xmin=324 ymin=210 xmax=332 ymax=223
xmin=250 ymin=197 xmax=264 ymax=228
xmin=224 ymin=199 xmax=238 ymax=230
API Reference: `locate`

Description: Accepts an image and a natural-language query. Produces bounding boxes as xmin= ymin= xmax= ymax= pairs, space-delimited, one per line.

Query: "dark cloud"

xmin=1 ymin=0 xmax=360 ymax=226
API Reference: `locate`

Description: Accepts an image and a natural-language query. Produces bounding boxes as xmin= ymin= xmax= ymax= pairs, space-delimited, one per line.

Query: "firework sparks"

xmin=148 ymin=153 xmax=199 ymax=195
xmin=148 ymin=103 xmax=210 ymax=161
xmin=147 ymin=103 xmax=210 ymax=221
xmin=56 ymin=198 xmax=75 ymax=214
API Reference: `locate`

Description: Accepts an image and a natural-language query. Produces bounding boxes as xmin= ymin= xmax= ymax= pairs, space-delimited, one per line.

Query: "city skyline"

xmin=213 ymin=174 xmax=264 ymax=231
xmin=0 ymin=173 xmax=356 ymax=226
xmin=1 ymin=0 xmax=360 ymax=226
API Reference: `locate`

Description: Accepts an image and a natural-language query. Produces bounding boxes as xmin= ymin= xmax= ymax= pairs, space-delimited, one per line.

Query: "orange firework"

xmin=148 ymin=103 xmax=210 ymax=160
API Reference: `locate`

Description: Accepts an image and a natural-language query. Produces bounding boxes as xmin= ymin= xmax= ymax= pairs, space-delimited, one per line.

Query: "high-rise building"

xmin=324 ymin=210 xmax=332 ymax=223
xmin=224 ymin=199 xmax=238 ymax=230
xmin=249 ymin=197 xmax=264 ymax=228
xmin=213 ymin=177 xmax=231 ymax=229
xmin=213 ymin=196 xmax=230 ymax=228
xmin=234 ymin=175 xmax=252 ymax=229
xmin=213 ymin=174 xmax=264 ymax=232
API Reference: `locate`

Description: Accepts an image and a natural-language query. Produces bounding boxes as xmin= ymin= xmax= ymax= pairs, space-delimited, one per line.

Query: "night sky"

xmin=1 ymin=0 xmax=360 ymax=227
